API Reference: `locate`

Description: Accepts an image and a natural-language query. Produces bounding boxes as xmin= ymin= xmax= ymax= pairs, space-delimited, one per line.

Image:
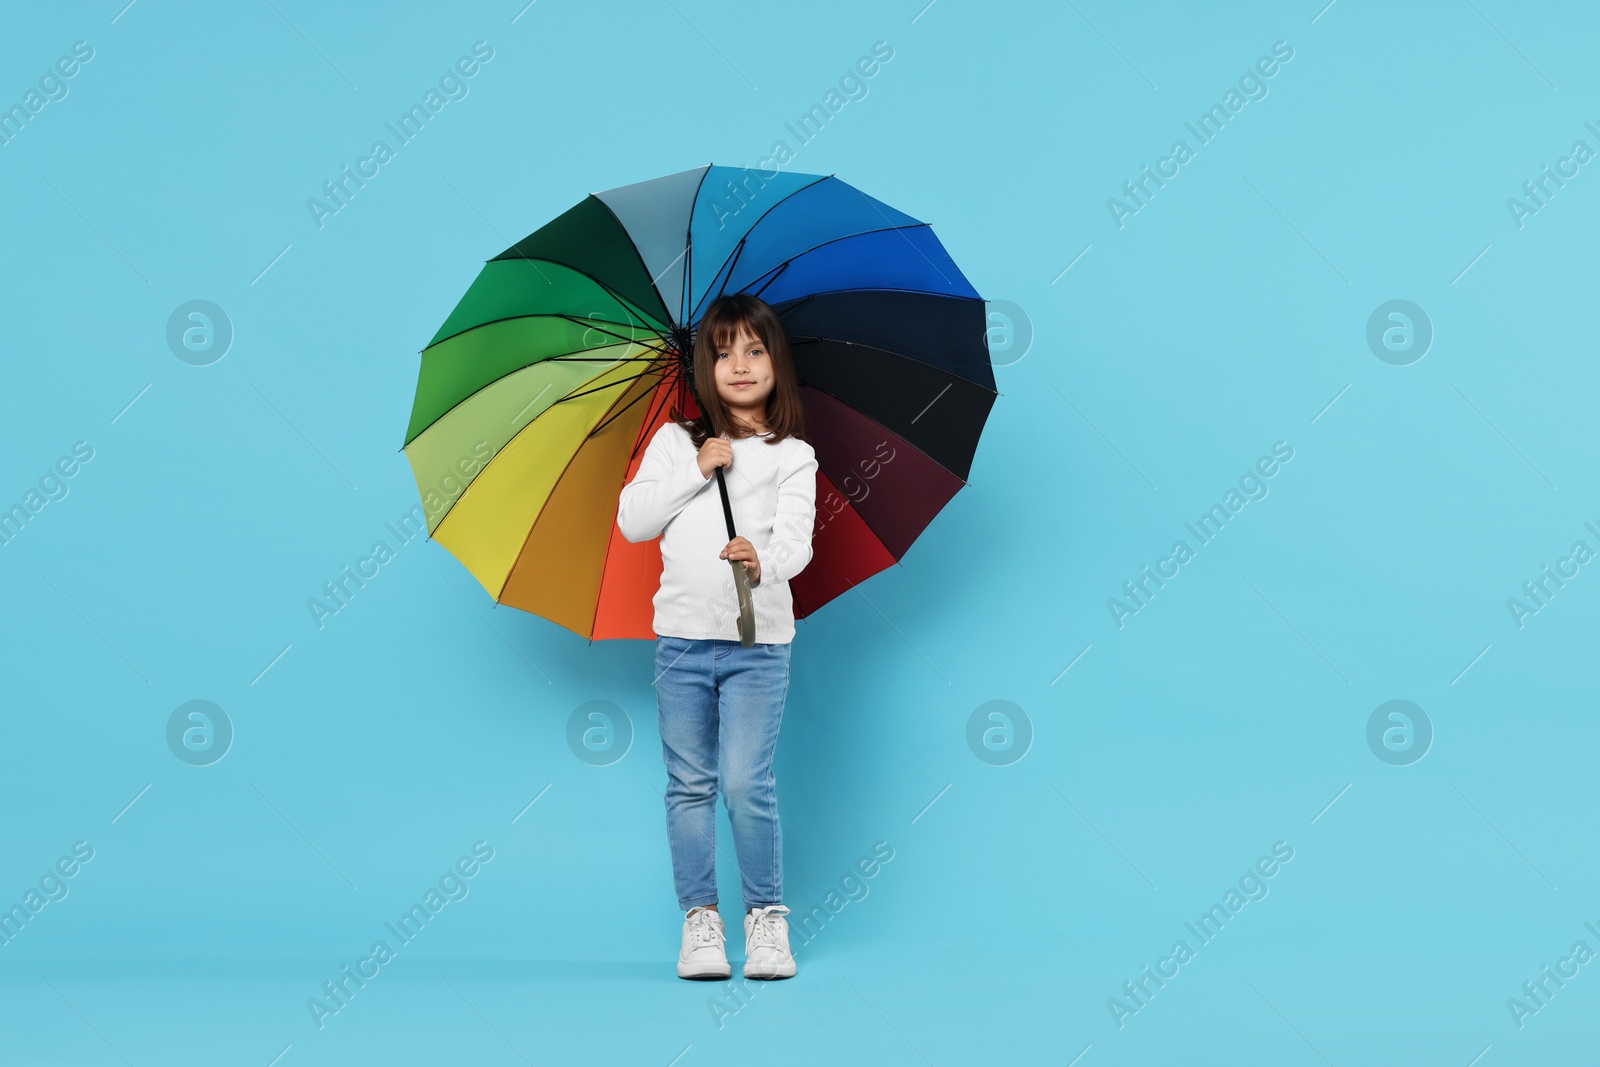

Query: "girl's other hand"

xmin=720 ymin=537 xmax=761 ymax=584
xmin=696 ymin=436 xmax=732 ymax=480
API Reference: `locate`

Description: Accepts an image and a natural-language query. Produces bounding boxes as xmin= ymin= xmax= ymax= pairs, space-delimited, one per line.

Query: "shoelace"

xmin=746 ymin=904 xmax=790 ymax=951
xmin=686 ymin=907 xmax=725 ymax=950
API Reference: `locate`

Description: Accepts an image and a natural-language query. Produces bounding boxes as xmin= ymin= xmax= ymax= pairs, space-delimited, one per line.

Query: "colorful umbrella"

xmin=402 ymin=164 xmax=996 ymax=641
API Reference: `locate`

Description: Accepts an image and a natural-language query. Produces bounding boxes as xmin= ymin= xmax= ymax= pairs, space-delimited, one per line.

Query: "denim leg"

xmin=716 ymin=640 xmax=792 ymax=912
xmin=655 ymin=637 xmax=720 ymax=909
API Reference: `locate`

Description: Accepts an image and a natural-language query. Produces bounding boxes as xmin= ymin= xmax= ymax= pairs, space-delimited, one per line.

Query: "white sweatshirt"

xmin=616 ymin=421 xmax=818 ymax=643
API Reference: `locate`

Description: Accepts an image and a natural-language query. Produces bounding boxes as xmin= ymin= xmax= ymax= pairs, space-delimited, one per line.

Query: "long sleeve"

xmin=616 ymin=425 xmax=709 ymax=543
xmin=756 ymin=442 xmax=818 ymax=586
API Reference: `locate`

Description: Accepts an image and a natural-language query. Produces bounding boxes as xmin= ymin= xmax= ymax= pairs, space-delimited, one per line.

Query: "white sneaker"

xmin=743 ymin=904 xmax=796 ymax=979
xmin=677 ymin=905 xmax=730 ymax=980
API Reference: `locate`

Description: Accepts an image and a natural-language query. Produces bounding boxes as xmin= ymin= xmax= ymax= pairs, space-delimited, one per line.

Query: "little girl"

xmin=616 ymin=293 xmax=818 ymax=981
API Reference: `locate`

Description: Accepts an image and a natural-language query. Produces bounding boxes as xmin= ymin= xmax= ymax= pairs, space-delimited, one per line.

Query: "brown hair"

xmin=669 ymin=293 xmax=806 ymax=448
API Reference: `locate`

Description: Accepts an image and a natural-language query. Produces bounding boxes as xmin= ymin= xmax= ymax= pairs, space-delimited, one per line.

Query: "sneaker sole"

xmin=677 ymin=962 xmax=731 ymax=980
xmin=742 ymin=962 xmax=796 ymax=980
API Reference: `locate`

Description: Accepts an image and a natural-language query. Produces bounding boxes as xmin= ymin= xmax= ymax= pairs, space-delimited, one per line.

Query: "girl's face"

xmin=712 ymin=323 xmax=775 ymax=429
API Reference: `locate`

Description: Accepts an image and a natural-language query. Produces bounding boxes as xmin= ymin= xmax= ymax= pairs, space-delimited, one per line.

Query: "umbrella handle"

xmin=698 ymin=407 xmax=757 ymax=646
xmin=728 ymin=555 xmax=756 ymax=648
xmin=698 ymin=413 xmax=739 ymax=541
xmin=713 ymin=447 xmax=755 ymax=643
xmin=713 ymin=465 xmax=737 ymax=541
xmin=714 ymin=466 xmax=757 ymax=647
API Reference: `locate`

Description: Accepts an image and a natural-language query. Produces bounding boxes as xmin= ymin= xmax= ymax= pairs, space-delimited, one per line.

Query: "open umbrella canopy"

xmin=403 ymin=164 xmax=996 ymax=641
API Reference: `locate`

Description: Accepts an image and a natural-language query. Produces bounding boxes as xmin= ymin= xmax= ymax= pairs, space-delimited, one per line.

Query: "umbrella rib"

xmin=475 ymin=225 xmax=558 ymax=288
xmin=490 ymin=384 xmax=637 ymax=606
xmin=503 ymin=216 xmax=673 ymax=327
xmin=494 ymin=357 xmax=682 ymax=609
xmin=585 ymin=193 xmax=680 ymax=329
xmin=681 ymin=165 xmax=714 ymax=325
xmin=616 ymin=362 xmax=691 ymax=467
xmin=797 ymin=383 xmax=974 ymax=565
xmin=584 ymin=366 xmax=672 ymax=441
xmin=786 ymin=322 xmax=998 ymax=390
xmin=552 ymin=361 xmax=672 ymax=407
xmin=780 ymin=334 xmax=994 ymax=483
xmin=686 ymin=172 xmax=832 ymax=320
xmin=631 ymin=367 xmax=686 ymax=460
xmin=749 ymin=261 xmax=789 ymax=303
xmin=421 ymin=363 xmax=670 ymax=548
xmin=408 ymin=296 xmax=669 ymax=448
xmin=424 ymin=310 xmax=668 ymax=355
xmin=767 ymin=281 xmax=978 ymax=305
xmin=547 ymin=315 xmax=674 ymax=353
xmin=545 ymin=353 xmax=667 ymax=362
xmin=405 ymin=340 xmax=668 ymax=449
xmin=582 ymin=353 xmax=694 ymax=640
xmin=723 ymin=222 xmax=947 ymax=307
xmin=841 ymin=185 xmax=955 ymax=286
xmin=709 ymin=233 xmax=753 ymax=316
xmin=426 ymin=253 xmax=672 ymax=351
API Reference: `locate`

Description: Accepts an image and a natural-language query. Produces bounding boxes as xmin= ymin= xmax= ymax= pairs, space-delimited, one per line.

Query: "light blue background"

xmin=2 ymin=0 xmax=1596 ymax=1063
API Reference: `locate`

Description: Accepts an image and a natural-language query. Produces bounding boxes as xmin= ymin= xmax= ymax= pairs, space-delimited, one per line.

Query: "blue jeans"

xmin=653 ymin=635 xmax=792 ymax=912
